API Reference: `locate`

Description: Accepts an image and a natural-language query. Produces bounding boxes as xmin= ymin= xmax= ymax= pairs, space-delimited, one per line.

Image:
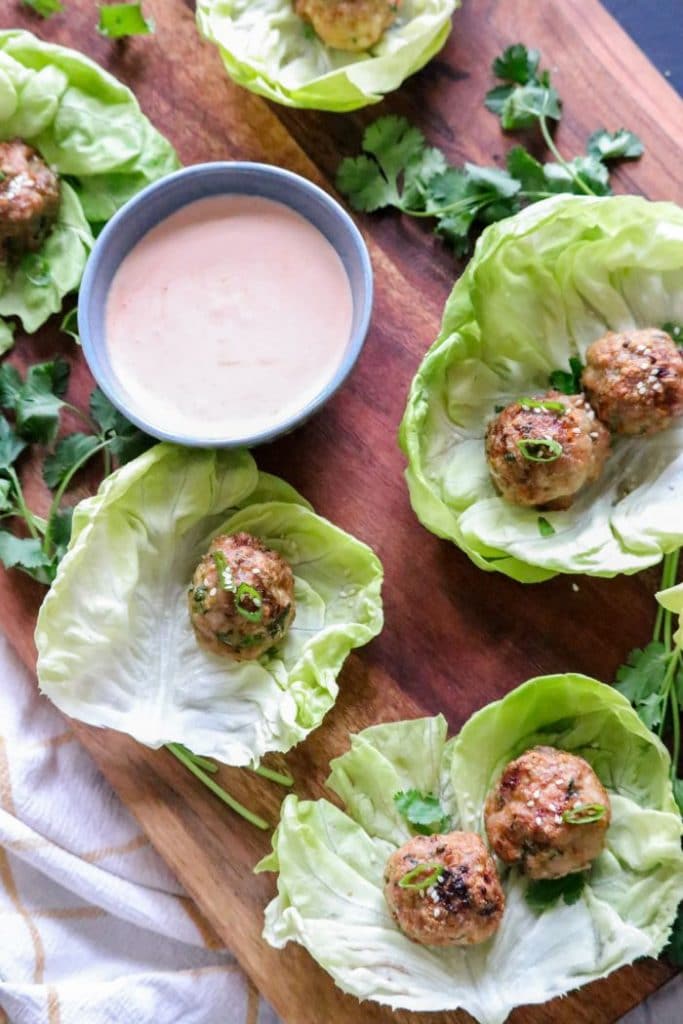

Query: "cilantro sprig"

xmin=614 ymin=550 xmax=683 ymax=963
xmin=394 ymin=789 xmax=451 ymax=835
xmin=525 ymin=872 xmax=586 ymax=911
xmin=0 ymin=357 xmax=152 ymax=584
xmin=337 ymin=44 xmax=644 ymax=256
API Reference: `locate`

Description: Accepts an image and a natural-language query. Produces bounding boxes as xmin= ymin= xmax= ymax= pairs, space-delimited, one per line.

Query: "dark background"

xmin=605 ymin=0 xmax=682 ymax=94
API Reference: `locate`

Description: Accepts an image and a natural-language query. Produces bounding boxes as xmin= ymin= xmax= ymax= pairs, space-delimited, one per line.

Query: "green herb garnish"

xmin=235 ymin=582 xmax=263 ymax=622
xmin=337 ymin=45 xmax=643 ymax=256
xmin=662 ymin=321 xmax=683 ymax=346
xmin=21 ymin=0 xmax=63 ymax=16
xmin=0 ymin=361 xmax=151 ymax=584
xmin=398 ymin=862 xmax=443 ymax=890
xmin=517 ymin=437 xmax=563 ymax=463
xmin=519 ymin=397 xmax=566 ymax=413
xmin=212 ymin=550 xmax=235 ymax=592
xmin=537 ymin=516 xmax=555 ymax=538
xmin=394 ymin=790 xmax=450 ymax=836
xmin=21 ymin=253 xmax=52 ymax=287
xmin=98 ymin=2 xmax=154 ymax=38
xmin=549 ymin=356 xmax=584 ymax=395
xmin=525 ymin=872 xmax=586 ymax=910
xmin=562 ymin=803 xmax=607 ymax=825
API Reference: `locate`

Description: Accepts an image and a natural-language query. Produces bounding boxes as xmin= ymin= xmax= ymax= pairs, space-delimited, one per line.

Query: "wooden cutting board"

xmin=1 ymin=1 xmax=681 ymax=1021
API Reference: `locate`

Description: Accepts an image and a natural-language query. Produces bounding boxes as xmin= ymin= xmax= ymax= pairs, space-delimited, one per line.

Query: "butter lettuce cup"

xmin=399 ymin=194 xmax=683 ymax=582
xmin=35 ymin=445 xmax=384 ymax=766
xmin=196 ymin=0 xmax=459 ymax=112
xmin=0 ymin=30 xmax=178 ymax=350
xmin=258 ymin=675 xmax=683 ymax=1022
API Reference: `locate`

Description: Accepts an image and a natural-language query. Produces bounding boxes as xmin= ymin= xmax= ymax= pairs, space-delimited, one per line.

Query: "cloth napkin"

xmin=0 ymin=630 xmax=679 ymax=1024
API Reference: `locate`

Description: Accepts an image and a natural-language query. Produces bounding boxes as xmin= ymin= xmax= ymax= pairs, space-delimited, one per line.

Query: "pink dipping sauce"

xmin=105 ymin=194 xmax=354 ymax=438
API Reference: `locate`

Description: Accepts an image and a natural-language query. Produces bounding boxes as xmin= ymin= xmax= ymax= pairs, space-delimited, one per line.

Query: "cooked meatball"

xmin=295 ymin=0 xmax=399 ymax=51
xmin=484 ymin=746 xmax=611 ymax=880
xmin=0 ymin=139 xmax=60 ymax=262
xmin=384 ymin=832 xmax=505 ymax=946
xmin=582 ymin=328 xmax=683 ymax=436
xmin=485 ymin=391 xmax=610 ymax=510
xmin=188 ymin=532 xmax=295 ymax=660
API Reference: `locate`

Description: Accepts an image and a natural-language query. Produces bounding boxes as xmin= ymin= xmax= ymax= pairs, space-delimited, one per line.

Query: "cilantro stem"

xmin=6 ymin=467 xmax=41 ymax=540
xmin=166 ymin=743 xmax=269 ymax=830
xmin=43 ymin=436 xmax=114 ymax=557
xmin=538 ymin=116 xmax=595 ymax=197
xmin=670 ymin=653 xmax=681 ymax=775
xmin=253 ymin=764 xmax=294 ymax=788
xmin=62 ymin=401 xmax=99 ymax=434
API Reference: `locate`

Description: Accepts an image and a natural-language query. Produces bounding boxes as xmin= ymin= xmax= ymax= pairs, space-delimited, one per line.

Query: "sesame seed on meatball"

xmin=485 ymin=391 xmax=610 ymax=510
xmin=295 ymin=0 xmax=400 ymax=51
xmin=484 ymin=746 xmax=611 ymax=880
xmin=384 ymin=831 xmax=505 ymax=946
xmin=0 ymin=139 xmax=60 ymax=263
xmin=188 ymin=532 xmax=295 ymax=660
xmin=582 ymin=328 xmax=683 ymax=436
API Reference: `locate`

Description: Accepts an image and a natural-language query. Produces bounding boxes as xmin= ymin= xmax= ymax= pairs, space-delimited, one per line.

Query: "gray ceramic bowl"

xmin=78 ymin=162 xmax=373 ymax=447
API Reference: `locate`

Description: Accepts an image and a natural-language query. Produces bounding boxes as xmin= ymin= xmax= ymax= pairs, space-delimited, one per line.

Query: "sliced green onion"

xmin=562 ymin=803 xmax=606 ymax=825
xmin=254 ymin=764 xmax=294 ymax=787
xmin=21 ymin=253 xmax=52 ymax=287
xmin=236 ymin=582 xmax=263 ymax=622
xmin=398 ymin=861 xmax=443 ymax=890
xmin=166 ymin=743 xmax=268 ymax=830
xmin=517 ymin=437 xmax=563 ymax=463
xmin=212 ymin=550 xmax=235 ymax=592
xmin=98 ymin=2 xmax=154 ymax=39
xmin=519 ymin=397 xmax=566 ymax=413
xmin=537 ymin=516 xmax=555 ymax=538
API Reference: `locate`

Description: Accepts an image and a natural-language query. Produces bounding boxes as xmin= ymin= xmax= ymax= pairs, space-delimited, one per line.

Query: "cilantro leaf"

xmin=436 ymin=211 xmax=477 ymax=257
xmin=43 ymin=433 xmax=100 ymax=490
xmin=98 ymin=2 xmax=154 ymax=38
xmin=500 ymin=82 xmax=562 ymax=130
xmin=506 ymin=146 xmax=548 ymax=194
xmin=525 ymin=872 xmax=586 ymax=911
xmin=89 ymin=388 xmax=152 ymax=464
xmin=492 ymin=43 xmax=540 ymax=85
xmin=0 ymin=531 xmax=55 ymax=583
xmin=586 ymin=129 xmax=644 ymax=162
xmin=549 ymin=356 xmax=584 ymax=394
xmin=423 ymin=167 xmax=470 ymax=214
xmin=0 ymin=364 xmax=22 ymax=411
xmin=336 ymin=156 xmax=392 ymax=213
xmin=0 ymin=478 xmax=14 ymax=513
xmin=665 ymin=902 xmax=683 ymax=965
xmin=484 ymin=84 xmax=515 ymax=117
xmin=15 ymin=359 xmax=70 ymax=444
xmin=49 ymin=507 xmax=74 ymax=562
xmin=537 ymin=516 xmax=555 ymax=538
xmin=662 ymin=321 xmax=683 ymax=346
xmin=21 ymin=0 xmax=63 ymax=16
xmin=464 ymin=163 xmax=521 ymax=200
xmin=394 ymin=790 xmax=450 ymax=835
xmin=614 ymin=642 xmax=674 ymax=730
xmin=401 ymin=146 xmax=449 ymax=210
xmin=0 ymin=416 xmax=27 ymax=471
xmin=336 ymin=117 xmax=428 ymax=213
xmin=544 ymin=156 xmax=611 ymax=196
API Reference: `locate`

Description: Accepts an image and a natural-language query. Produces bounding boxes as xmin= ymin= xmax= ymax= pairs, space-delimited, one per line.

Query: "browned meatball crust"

xmin=484 ymin=746 xmax=611 ymax=880
xmin=582 ymin=328 xmax=683 ymax=436
xmin=485 ymin=391 xmax=610 ymax=510
xmin=384 ymin=832 xmax=505 ymax=946
xmin=188 ymin=532 xmax=295 ymax=660
xmin=0 ymin=139 xmax=61 ymax=262
xmin=295 ymin=0 xmax=399 ymax=51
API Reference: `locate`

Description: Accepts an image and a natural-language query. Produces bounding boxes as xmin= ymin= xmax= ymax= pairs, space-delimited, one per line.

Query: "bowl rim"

xmin=78 ymin=160 xmax=374 ymax=448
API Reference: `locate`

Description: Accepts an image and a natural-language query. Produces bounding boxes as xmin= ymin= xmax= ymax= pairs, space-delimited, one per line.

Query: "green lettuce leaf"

xmin=35 ymin=444 xmax=383 ymax=765
xmin=399 ymin=194 xmax=683 ymax=581
xmin=656 ymin=583 xmax=683 ymax=649
xmin=196 ymin=0 xmax=459 ymax=112
xmin=0 ymin=29 xmax=179 ymax=337
xmin=259 ymin=675 xmax=683 ymax=1020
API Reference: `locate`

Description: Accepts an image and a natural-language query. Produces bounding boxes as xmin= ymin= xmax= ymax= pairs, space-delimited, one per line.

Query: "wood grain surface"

xmin=0 ymin=1 xmax=682 ymax=1021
